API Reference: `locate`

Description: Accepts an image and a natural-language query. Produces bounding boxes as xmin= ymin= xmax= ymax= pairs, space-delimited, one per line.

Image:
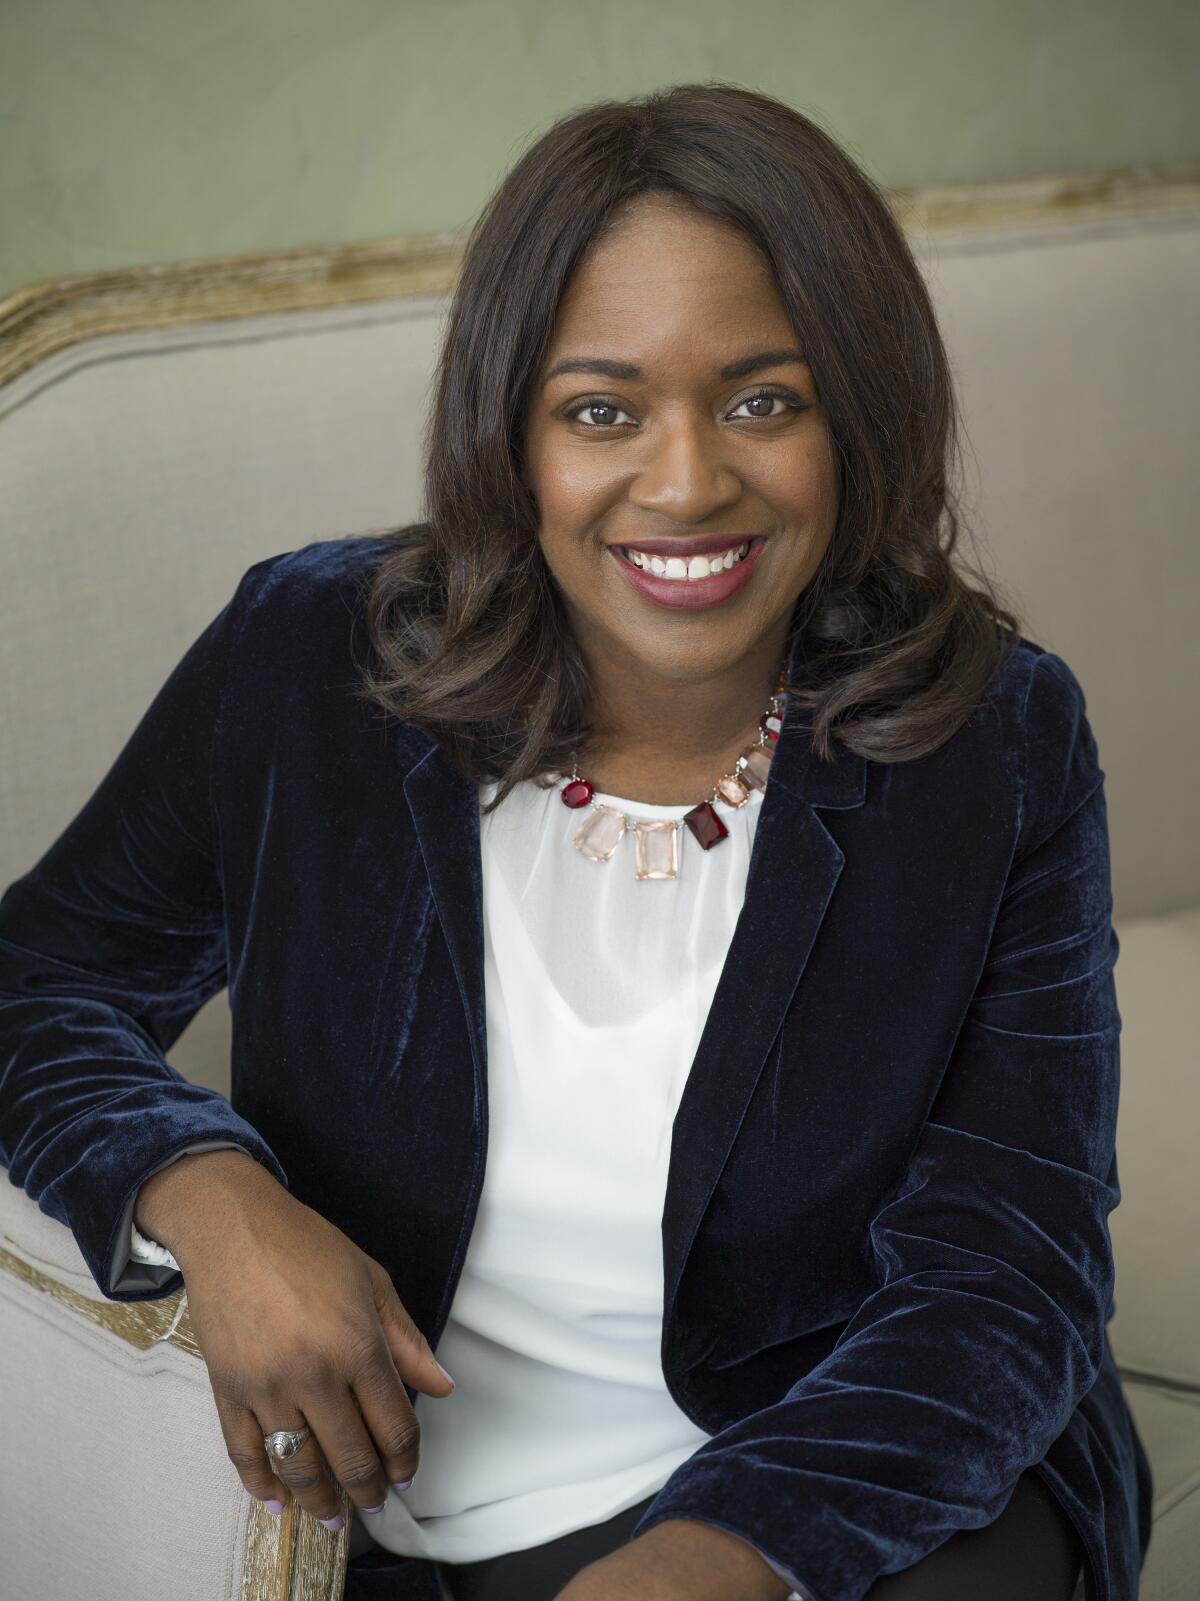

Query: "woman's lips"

xmin=608 ymin=537 xmax=766 ymax=611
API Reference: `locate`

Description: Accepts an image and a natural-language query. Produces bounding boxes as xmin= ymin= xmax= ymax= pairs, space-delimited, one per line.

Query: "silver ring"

xmin=264 ymin=1424 xmax=312 ymax=1461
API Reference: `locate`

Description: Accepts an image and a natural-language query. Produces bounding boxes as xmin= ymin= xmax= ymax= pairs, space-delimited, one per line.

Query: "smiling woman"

xmin=325 ymin=82 xmax=1145 ymax=1601
xmin=0 ymin=78 xmax=1150 ymax=1601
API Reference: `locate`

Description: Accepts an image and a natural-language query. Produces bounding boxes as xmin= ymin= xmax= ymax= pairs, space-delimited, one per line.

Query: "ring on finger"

xmin=264 ymin=1423 xmax=313 ymax=1461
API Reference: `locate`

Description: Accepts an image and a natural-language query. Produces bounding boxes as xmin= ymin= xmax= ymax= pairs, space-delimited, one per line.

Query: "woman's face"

xmin=523 ymin=192 xmax=839 ymax=695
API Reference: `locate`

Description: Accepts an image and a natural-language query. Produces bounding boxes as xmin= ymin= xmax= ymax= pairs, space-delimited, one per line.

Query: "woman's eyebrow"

xmin=541 ymin=347 xmax=806 ymax=385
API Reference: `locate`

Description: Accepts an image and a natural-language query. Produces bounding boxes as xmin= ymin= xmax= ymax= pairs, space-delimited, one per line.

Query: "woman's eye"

xmin=729 ymin=391 xmax=797 ymax=420
xmin=565 ymin=400 xmax=633 ymax=428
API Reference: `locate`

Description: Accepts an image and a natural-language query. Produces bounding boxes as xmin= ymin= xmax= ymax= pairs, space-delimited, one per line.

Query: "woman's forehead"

xmin=545 ymin=254 xmax=796 ymax=374
xmin=582 ymin=192 xmax=763 ymax=272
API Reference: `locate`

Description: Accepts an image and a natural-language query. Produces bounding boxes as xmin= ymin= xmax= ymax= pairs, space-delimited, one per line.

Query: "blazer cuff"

xmin=759 ymin=1548 xmax=816 ymax=1601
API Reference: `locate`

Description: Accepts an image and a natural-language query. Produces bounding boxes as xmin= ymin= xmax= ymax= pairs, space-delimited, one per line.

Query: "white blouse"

xmin=126 ymin=774 xmax=809 ymax=1599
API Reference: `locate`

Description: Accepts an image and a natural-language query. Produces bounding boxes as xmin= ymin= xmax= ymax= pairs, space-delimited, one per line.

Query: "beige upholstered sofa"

xmin=1 ymin=166 xmax=1198 ymax=1600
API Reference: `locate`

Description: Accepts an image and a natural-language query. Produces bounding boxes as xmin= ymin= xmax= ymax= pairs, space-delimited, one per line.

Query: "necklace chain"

xmin=556 ymin=663 xmax=790 ymax=880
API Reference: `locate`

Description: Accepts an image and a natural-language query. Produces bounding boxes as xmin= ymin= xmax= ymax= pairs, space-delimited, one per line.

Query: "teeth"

xmin=622 ymin=541 xmax=752 ymax=580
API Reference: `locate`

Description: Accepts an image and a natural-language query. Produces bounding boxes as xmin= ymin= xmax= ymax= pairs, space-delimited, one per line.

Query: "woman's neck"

xmin=574 ymin=709 xmax=772 ymax=805
xmin=564 ymin=619 xmax=792 ymax=805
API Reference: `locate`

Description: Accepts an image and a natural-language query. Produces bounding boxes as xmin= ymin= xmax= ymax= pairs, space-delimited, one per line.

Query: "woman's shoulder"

xmin=1007 ymin=638 xmax=1105 ymax=861
xmin=229 ymin=532 xmax=396 ymax=626
xmin=881 ymin=635 xmax=1100 ymax=857
xmin=952 ymin=633 xmax=1092 ymax=749
xmin=952 ymin=634 xmax=1104 ymax=869
xmin=984 ymin=635 xmax=1096 ymax=768
xmin=220 ymin=532 xmax=402 ymax=670
xmin=206 ymin=534 xmax=402 ymax=729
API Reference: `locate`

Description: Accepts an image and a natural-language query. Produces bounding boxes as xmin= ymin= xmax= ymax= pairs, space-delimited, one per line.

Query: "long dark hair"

xmin=352 ymin=82 xmax=1024 ymax=815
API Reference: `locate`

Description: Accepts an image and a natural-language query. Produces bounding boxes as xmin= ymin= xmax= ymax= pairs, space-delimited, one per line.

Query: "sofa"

xmin=1 ymin=164 xmax=1197 ymax=1600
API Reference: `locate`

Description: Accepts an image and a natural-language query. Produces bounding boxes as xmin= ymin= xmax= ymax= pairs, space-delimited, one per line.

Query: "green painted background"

xmin=2 ymin=0 xmax=1197 ymax=301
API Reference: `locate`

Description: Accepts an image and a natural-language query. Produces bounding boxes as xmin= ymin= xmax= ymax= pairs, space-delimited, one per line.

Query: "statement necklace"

xmin=556 ymin=666 xmax=789 ymax=881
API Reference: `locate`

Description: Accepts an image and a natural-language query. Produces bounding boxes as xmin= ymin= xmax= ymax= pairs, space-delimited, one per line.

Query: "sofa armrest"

xmin=0 ymin=1171 xmax=349 ymax=1601
xmin=1120 ymin=1378 xmax=1200 ymax=1601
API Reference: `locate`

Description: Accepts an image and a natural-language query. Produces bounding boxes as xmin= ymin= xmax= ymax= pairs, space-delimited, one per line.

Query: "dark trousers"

xmin=437 ymin=1467 xmax=1087 ymax=1601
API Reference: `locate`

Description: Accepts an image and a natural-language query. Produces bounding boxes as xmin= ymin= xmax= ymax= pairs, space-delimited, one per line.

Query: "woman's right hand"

xmin=135 ymin=1149 xmax=455 ymax=1529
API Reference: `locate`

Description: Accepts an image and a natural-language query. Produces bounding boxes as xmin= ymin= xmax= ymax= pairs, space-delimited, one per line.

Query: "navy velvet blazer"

xmin=0 ymin=536 xmax=1153 ymax=1601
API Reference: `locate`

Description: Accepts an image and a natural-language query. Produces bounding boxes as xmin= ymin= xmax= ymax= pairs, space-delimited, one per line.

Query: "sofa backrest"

xmin=2 ymin=173 xmax=1197 ymax=1101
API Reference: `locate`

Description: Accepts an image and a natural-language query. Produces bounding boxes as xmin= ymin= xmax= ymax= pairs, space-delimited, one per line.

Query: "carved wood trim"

xmin=1 ymin=163 xmax=1197 ymax=390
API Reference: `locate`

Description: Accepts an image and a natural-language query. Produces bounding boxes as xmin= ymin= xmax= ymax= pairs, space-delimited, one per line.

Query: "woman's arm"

xmin=0 ymin=557 xmax=291 ymax=1300
xmin=554 ymin=1517 xmax=794 ymax=1600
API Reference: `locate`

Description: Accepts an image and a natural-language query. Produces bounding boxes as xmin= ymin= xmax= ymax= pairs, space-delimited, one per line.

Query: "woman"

xmin=0 ymin=84 xmax=1152 ymax=1601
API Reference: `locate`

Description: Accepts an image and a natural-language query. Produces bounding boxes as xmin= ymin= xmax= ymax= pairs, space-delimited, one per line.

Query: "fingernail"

xmin=435 ymin=1361 xmax=455 ymax=1388
xmin=264 ymin=1499 xmax=284 ymax=1517
xmin=363 ymin=1500 xmax=387 ymax=1515
xmin=319 ymin=1513 xmax=345 ymax=1532
xmin=391 ymin=1476 xmax=415 ymax=1492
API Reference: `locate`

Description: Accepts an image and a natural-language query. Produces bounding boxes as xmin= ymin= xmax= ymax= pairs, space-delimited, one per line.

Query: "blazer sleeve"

xmin=0 ymin=556 xmax=291 ymax=1303
xmin=630 ymin=650 xmax=1120 ymax=1601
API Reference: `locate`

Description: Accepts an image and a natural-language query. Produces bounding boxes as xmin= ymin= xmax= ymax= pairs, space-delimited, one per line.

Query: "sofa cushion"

xmin=1107 ymin=907 xmax=1200 ymax=1388
xmin=1121 ymin=1380 xmax=1200 ymax=1600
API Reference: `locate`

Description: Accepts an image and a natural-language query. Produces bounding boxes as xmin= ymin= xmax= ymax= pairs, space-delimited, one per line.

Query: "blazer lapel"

xmin=660 ymin=681 xmax=867 ymax=1328
xmin=397 ymin=627 xmax=868 ymax=1323
xmin=402 ymin=737 xmax=489 ymax=1092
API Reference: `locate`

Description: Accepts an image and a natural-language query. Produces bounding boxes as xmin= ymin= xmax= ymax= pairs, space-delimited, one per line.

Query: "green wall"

xmin=2 ymin=0 xmax=1197 ymax=301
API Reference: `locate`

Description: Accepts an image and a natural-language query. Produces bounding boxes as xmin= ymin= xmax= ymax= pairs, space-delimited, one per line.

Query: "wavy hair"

xmin=352 ymin=82 xmax=1025 ymax=815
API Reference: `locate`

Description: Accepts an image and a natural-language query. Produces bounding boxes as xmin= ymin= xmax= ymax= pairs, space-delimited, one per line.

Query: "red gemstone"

xmin=561 ymin=778 xmax=593 ymax=808
xmin=683 ymin=801 xmax=729 ymax=849
xmin=760 ymin=711 xmax=782 ymax=743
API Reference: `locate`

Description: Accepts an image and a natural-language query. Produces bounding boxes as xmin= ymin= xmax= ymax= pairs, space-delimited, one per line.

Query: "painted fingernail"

xmin=319 ymin=1513 xmax=345 ymax=1532
xmin=264 ymin=1500 xmax=284 ymax=1517
xmin=391 ymin=1476 xmax=415 ymax=1492
xmin=435 ymin=1361 xmax=455 ymax=1388
xmin=363 ymin=1500 xmax=387 ymax=1515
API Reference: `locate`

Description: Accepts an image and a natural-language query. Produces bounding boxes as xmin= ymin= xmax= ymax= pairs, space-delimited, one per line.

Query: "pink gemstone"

xmin=634 ymin=820 xmax=679 ymax=879
xmin=738 ymin=745 xmax=773 ymax=793
xmin=716 ymin=775 xmax=750 ymax=807
xmin=562 ymin=779 xmax=593 ymax=808
xmin=574 ymin=804 xmax=625 ymax=860
xmin=745 ymin=746 xmax=772 ymax=783
xmin=684 ymin=801 xmax=729 ymax=849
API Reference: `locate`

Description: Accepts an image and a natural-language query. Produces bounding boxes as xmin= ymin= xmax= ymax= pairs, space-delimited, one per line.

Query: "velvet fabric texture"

xmin=0 ymin=536 xmax=1153 ymax=1601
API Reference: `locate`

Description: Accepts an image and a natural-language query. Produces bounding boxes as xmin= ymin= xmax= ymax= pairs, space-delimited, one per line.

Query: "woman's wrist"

xmin=553 ymin=1518 xmax=793 ymax=1601
xmin=133 ymin=1148 xmax=280 ymax=1260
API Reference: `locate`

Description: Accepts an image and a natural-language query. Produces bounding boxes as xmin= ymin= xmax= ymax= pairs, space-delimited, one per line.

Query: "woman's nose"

xmin=626 ymin=418 xmax=742 ymax=523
